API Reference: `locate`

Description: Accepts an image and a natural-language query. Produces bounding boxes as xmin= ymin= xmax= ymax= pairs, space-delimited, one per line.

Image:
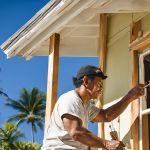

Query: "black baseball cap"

xmin=75 ymin=65 xmax=107 ymax=80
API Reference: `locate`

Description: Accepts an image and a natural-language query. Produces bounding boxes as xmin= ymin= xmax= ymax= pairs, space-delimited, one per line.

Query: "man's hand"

xmin=127 ymin=84 xmax=145 ymax=101
xmin=105 ymin=140 xmax=125 ymax=150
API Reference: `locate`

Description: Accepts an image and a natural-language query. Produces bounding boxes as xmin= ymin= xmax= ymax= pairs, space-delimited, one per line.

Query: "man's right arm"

xmin=92 ymin=84 xmax=145 ymax=123
xmin=62 ymin=114 xmax=124 ymax=150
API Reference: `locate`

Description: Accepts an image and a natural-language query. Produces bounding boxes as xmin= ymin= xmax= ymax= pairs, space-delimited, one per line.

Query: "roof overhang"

xmin=1 ymin=0 xmax=150 ymax=59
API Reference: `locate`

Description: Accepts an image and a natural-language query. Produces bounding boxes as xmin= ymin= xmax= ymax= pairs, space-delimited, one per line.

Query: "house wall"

xmin=141 ymin=13 xmax=150 ymax=34
xmin=102 ymin=12 xmax=150 ymax=148
xmin=103 ymin=12 xmax=149 ymax=104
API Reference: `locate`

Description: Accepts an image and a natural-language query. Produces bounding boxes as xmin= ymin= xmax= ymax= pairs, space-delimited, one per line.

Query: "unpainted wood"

xmin=130 ymin=20 xmax=150 ymax=150
xmin=130 ymin=50 xmax=139 ymax=150
xmin=98 ymin=14 xmax=108 ymax=140
xmin=44 ymin=33 xmax=60 ymax=134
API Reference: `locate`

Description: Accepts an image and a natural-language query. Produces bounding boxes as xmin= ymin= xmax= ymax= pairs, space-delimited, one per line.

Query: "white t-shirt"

xmin=41 ymin=90 xmax=100 ymax=150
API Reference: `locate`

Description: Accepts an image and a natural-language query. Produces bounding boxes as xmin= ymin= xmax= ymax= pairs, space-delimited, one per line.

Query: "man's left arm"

xmin=92 ymin=84 xmax=145 ymax=122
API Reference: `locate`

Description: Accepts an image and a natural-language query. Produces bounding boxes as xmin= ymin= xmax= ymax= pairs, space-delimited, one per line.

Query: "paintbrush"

xmin=144 ymin=80 xmax=150 ymax=88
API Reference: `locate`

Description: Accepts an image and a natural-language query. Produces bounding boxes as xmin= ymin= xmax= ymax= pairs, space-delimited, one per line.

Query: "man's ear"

xmin=82 ymin=76 xmax=89 ymax=88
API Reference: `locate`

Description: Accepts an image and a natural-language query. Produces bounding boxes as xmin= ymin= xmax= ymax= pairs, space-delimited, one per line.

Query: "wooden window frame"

xmin=130 ymin=31 xmax=150 ymax=150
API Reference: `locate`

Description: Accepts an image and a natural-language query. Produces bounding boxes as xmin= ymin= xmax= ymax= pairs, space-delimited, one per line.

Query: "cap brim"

xmin=96 ymin=73 xmax=107 ymax=80
xmin=102 ymin=75 xmax=107 ymax=80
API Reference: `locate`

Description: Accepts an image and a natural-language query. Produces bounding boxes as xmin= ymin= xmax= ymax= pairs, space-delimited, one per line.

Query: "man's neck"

xmin=75 ymin=86 xmax=91 ymax=103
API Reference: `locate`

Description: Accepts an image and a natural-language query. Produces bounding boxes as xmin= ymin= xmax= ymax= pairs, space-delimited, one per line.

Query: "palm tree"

xmin=5 ymin=88 xmax=46 ymax=144
xmin=0 ymin=122 xmax=24 ymax=150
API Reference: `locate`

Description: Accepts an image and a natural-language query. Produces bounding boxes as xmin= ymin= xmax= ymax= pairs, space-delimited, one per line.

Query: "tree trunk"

xmin=31 ymin=122 xmax=34 ymax=144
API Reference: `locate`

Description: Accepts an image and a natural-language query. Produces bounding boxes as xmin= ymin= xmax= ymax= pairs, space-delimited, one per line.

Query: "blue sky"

xmin=0 ymin=0 xmax=98 ymax=144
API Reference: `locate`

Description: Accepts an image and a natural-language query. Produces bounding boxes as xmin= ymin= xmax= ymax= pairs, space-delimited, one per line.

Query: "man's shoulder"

xmin=58 ymin=90 xmax=82 ymax=104
xmin=59 ymin=90 xmax=76 ymax=99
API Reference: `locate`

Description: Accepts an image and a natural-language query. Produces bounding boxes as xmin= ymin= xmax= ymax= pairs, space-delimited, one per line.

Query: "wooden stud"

xmin=99 ymin=14 xmax=107 ymax=73
xmin=44 ymin=33 xmax=60 ymax=134
xmin=142 ymin=115 xmax=149 ymax=150
xmin=130 ymin=19 xmax=142 ymax=150
xmin=130 ymin=20 xmax=141 ymax=150
xmin=98 ymin=14 xmax=108 ymax=139
xmin=130 ymin=50 xmax=139 ymax=150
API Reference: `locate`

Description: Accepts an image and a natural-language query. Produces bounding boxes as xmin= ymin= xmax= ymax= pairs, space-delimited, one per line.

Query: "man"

xmin=42 ymin=65 xmax=144 ymax=150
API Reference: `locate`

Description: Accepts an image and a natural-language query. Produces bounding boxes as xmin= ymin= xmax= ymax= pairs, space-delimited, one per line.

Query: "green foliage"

xmin=14 ymin=141 xmax=41 ymax=150
xmin=5 ymin=88 xmax=46 ymax=143
xmin=0 ymin=122 xmax=24 ymax=150
xmin=0 ymin=123 xmax=41 ymax=150
xmin=0 ymin=141 xmax=41 ymax=150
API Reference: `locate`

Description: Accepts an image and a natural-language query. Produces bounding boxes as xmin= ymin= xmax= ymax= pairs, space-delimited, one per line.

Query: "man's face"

xmin=87 ymin=76 xmax=103 ymax=99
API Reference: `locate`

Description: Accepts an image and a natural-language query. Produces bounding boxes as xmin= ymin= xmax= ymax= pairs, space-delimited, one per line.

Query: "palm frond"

xmin=30 ymin=88 xmax=41 ymax=108
xmin=32 ymin=123 xmax=37 ymax=133
xmin=0 ymin=128 xmax=7 ymax=139
xmin=36 ymin=122 xmax=44 ymax=130
xmin=35 ymin=104 xmax=45 ymax=110
xmin=6 ymin=99 xmax=29 ymax=113
xmin=0 ymin=90 xmax=8 ymax=98
xmin=7 ymin=113 xmax=27 ymax=122
xmin=37 ymin=109 xmax=45 ymax=117
xmin=15 ymin=119 xmax=27 ymax=128
xmin=20 ymin=88 xmax=30 ymax=106
xmin=11 ymin=130 xmax=25 ymax=141
xmin=32 ymin=98 xmax=45 ymax=113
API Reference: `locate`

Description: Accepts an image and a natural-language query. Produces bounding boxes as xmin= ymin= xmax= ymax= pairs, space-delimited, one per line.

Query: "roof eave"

xmin=1 ymin=0 xmax=97 ymax=59
xmin=0 ymin=0 xmax=64 ymax=58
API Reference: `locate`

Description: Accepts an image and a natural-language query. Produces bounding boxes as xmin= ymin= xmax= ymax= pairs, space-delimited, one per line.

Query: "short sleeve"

xmin=88 ymin=101 xmax=100 ymax=121
xmin=58 ymin=96 xmax=84 ymax=123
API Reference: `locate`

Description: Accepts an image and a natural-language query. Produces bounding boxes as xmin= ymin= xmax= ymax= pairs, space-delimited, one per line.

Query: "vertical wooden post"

xmin=99 ymin=14 xmax=107 ymax=73
xmin=130 ymin=20 xmax=141 ymax=150
xmin=98 ymin=14 xmax=108 ymax=140
xmin=142 ymin=115 xmax=149 ymax=150
xmin=44 ymin=33 xmax=60 ymax=134
xmin=130 ymin=50 xmax=139 ymax=150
